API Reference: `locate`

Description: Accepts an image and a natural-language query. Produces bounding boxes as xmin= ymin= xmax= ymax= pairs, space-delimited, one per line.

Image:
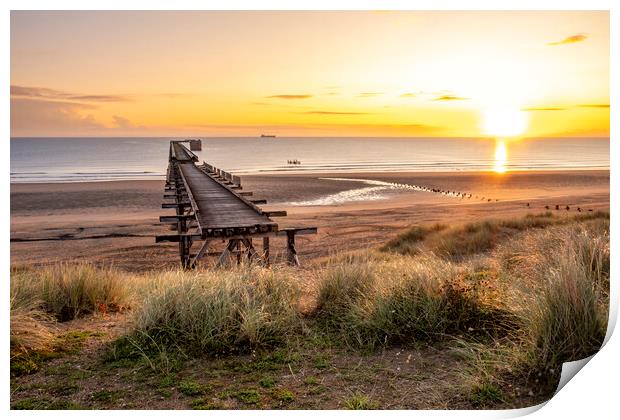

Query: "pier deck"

xmin=157 ymin=140 xmax=316 ymax=268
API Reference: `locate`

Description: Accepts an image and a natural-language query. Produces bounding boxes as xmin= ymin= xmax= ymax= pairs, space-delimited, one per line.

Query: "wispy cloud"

xmin=400 ymin=93 xmax=416 ymax=98
xmin=577 ymin=104 xmax=610 ymax=108
xmin=266 ymin=94 xmax=313 ymax=100
xmin=547 ymin=33 xmax=588 ymax=46
xmin=522 ymin=107 xmax=567 ymax=111
xmin=358 ymin=92 xmax=382 ymax=98
xmin=301 ymin=111 xmax=371 ymax=115
xmin=11 ymin=85 xmax=131 ymax=102
xmin=433 ymin=94 xmax=469 ymax=101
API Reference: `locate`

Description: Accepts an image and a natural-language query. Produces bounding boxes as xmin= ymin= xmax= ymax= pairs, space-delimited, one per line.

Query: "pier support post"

xmin=263 ymin=237 xmax=270 ymax=266
xmin=286 ymin=231 xmax=300 ymax=266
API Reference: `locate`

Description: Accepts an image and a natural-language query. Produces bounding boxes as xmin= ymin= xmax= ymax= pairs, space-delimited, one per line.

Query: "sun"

xmin=481 ymin=109 xmax=529 ymax=137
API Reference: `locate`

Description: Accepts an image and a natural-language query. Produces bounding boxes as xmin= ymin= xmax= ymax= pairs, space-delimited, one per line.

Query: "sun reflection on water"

xmin=494 ymin=139 xmax=507 ymax=173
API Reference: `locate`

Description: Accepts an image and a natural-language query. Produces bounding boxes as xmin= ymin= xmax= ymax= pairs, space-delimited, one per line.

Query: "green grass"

xmin=470 ymin=383 xmax=504 ymax=406
xmin=178 ymin=380 xmax=212 ymax=396
xmin=344 ymin=393 xmax=376 ymax=409
xmin=274 ymin=388 xmax=295 ymax=403
xmin=258 ymin=375 xmax=276 ymax=388
xmin=234 ymin=388 xmax=261 ymax=405
xmin=92 ymin=390 xmax=121 ymax=403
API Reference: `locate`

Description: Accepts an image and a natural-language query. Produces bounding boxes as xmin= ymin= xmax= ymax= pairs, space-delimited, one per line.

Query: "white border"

xmin=3 ymin=2 xmax=617 ymax=419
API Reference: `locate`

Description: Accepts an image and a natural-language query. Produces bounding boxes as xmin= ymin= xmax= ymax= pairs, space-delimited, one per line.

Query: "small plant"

xmin=304 ymin=376 xmax=319 ymax=385
xmin=469 ymin=383 xmax=504 ymax=407
xmin=259 ymin=375 xmax=276 ymax=388
xmin=234 ymin=388 xmax=260 ymax=405
xmin=344 ymin=392 xmax=376 ymax=409
xmin=313 ymin=355 xmax=330 ymax=369
xmin=178 ymin=380 xmax=211 ymax=396
xmin=92 ymin=390 xmax=121 ymax=403
xmin=191 ymin=398 xmax=222 ymax=410
xmin=274 ymin=388 xmax=295 ymax=403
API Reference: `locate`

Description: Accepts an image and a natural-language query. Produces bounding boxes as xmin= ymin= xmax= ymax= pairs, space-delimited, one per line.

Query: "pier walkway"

xmin=156 ymin=140 xmax=316 ymax=268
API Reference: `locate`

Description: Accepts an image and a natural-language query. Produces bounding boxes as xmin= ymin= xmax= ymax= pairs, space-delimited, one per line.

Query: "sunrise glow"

xmin=10 ymin=11 xmax=609 ymax=137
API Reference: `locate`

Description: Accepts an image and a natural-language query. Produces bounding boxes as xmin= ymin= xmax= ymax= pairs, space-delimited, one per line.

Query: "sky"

xmin=10 ymin=11 xmax=610 ymax=137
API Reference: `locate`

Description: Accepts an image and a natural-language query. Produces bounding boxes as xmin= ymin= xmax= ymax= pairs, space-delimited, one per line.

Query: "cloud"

xmin=400 ymin=93 xmax=416 ymax=98
xmin=11 ymin=85 xmax=130 ymax=102
xmin=11 ymin=98 xmax=105 ymax=136
xmin=577 ymin=104 xmax=610 ymax=108
xmin=522 ymin=107 xmax=567 ymax=111
xmin=112 ymin=115 xmax=136 ymax=129
xmin=301 ymin=111 xmax=371 ymax=115
xmin=547 ymin=34 xmax=588 ymax=46
xmin=358 ymin=92 xmax=382 ymax=98
xmin=433 ymin=94 xmax=469 ymax=101
xmin=266 ymin=94 xmax=313 ymax=99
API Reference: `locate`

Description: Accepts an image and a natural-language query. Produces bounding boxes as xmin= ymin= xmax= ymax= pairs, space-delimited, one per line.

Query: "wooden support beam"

xmin=264 ymin=210 xmax=287 ymax=217
xmin=286 ymin=231 xmax=300 ymax=266
xmin=276 ymin=227 xmax=318 ymax=236
xmin=155 ymin=234 xmax=202 ymax=243
xmin=159 ymin=214 xmax=195 ymax=223
xmin=215 ymin=240 xmax=238 ymax=268
xmin=263 ymin=237 xmax=270 ymax=266
xmin=189 ymin=240 xmax=210 ymax=269
xmin=238 ymin=191 xmax=253 ymax=196
xmin=162 ymin=202 xmax=191 ymax=209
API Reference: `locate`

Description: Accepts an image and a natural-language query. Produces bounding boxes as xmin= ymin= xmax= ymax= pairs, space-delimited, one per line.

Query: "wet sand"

xmin=10 ymin=170 xmax=610 ymax=271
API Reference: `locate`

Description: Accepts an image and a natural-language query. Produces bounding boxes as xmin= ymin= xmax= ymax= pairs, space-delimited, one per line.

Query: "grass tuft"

xmin=126 ymin=266 xmax=302 ymax=360
xmin=11 ymin=263 xmax=131 ymax=321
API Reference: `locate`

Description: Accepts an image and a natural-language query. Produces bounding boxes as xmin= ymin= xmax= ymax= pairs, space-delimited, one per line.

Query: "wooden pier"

xmin=156 ymin=140 xmax=317 ymax=268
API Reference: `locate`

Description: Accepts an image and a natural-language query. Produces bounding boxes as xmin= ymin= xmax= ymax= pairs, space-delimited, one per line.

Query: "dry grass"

xmin=314 ymin=254 xmax=518 ymax=349
xmin=125 ymin=265 xmax=303 ymax=358
xmin=11 ymin=263 xmax=131 ymax=321
xmin=10 ymin=212 xmax=610 ymax=406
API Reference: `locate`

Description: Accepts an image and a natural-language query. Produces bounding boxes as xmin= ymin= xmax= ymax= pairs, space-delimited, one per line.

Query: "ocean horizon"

xmin=10 ymin=136 xmax=610 ymax=183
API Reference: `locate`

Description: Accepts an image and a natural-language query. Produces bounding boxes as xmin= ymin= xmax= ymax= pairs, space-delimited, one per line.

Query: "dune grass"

xmin=11 ymin=263 xmax=131 ymax=321
xmin=521 ymin=223 xmax=609 ymax=373
xmin=314 ymin=254 xmax=518 ymax=349
xmin=380 ymin=223 xmax=447 ymax=255
xmin=123 ymin=265 xmax=303 ymax=359
xmin=10 ymin=212 xmax=610 ymax=403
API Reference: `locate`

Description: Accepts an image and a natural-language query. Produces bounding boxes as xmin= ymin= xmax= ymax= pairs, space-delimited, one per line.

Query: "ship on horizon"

xmin=260 ymin=134 xmax=276 ymax=138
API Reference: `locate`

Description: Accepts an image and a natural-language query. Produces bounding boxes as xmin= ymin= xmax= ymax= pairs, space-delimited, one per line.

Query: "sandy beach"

xmin=10 ymin=170 xmax=610 ymax=271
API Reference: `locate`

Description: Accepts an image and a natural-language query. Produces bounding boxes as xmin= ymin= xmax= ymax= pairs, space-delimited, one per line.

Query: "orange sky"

xmin=10 ymin=11 xmax=609 ymax=137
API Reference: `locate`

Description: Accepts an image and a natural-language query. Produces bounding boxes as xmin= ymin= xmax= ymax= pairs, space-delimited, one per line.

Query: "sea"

xmin=10 ymin=137 xmax=610 ymax=183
